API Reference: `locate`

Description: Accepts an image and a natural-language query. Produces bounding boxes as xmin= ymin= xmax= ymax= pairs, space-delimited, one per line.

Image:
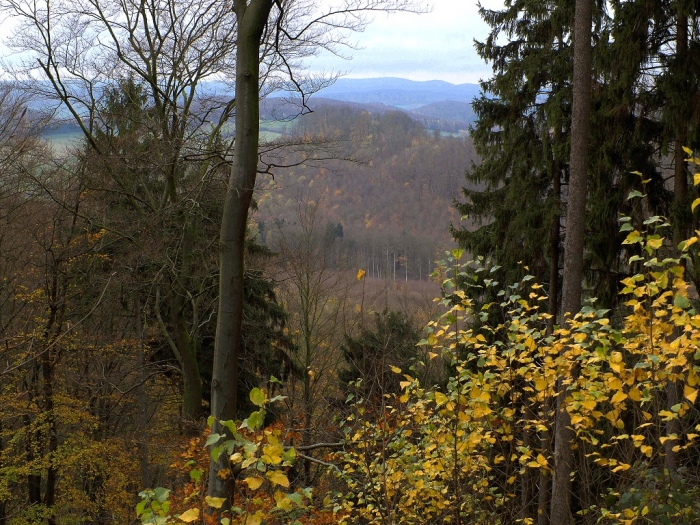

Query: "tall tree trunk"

xmin=209 ymin=0 xmax=274 ymax=503
xmin=548 ymin=164 xmax=562 ymax=333
xmin=551 ymin=0 xmax=593 ymax=521
xmin=666 ymin=12 xmax=688 ymax=476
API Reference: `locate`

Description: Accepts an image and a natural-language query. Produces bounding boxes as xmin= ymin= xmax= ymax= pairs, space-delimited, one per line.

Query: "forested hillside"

xmin=255 ymin=105 xmax=478 ymax=282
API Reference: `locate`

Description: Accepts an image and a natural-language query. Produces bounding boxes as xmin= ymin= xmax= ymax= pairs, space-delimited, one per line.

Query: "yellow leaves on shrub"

xmin=178 ymin=508 xmax=199 ymax=523
xmin=610 ymin=391 xmax=628 ymax=404
xmin=244 ymin=476 xmax=264 ymax=490
xmin=267 ymin=470 xmax=290 ymax=488
xmin=245 ymin=512 xmax=262 ymax=525
xmin=205 ymin=496 xmax=226 ymax=509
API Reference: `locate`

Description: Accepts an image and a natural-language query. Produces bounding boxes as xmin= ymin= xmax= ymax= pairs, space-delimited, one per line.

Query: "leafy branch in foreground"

xmin=338 ymin=175 xmax=700 ymax=524
xmin=136 ymin=388 xmax=311 ymax=525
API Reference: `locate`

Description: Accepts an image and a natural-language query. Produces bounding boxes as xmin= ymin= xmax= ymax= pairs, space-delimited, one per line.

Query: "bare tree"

xmin=209 ymin=0 xmax=423 ymax=503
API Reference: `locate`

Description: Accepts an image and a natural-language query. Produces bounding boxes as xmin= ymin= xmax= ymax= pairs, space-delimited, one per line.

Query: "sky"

xmin=308 ymin=0 xmax=501 ymax=85
xmin=0 ymin=0 xmax=501 ymax=86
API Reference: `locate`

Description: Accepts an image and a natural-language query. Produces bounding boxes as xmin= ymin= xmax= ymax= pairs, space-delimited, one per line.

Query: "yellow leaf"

xmin=179 ymin=509 xmax=200 ymax=523
xmin=580 ymin=400 xmax=596 ymax=411
xmin=536 ymin=453 xmax=548 ymax=467
xmin=695 ymin=173 xmax=700 ymax=186
xmin=684 ymin=384 xmax=698 ymax=404
xmin=246 ymin=512 xmax=262 ymax=525
xmin=647 ymin=238 xmax=663 ymax=250
xmin=390 ymin=365 xmax=401 ymax=373
xmin=356 ymin=269 xmax=366 ymax=281
xmin=275 ymin=491 xmax=294 ymax=511
xmin=611 ymin=463 xmax=631 ymax=473
xmin=692 ymin=198 xmax=700 ymax=212
xmin=267 ymin=470 xmax=290 ymax=488
xmin=434 ymin=391 xmax=448 ymax=406
xmin=640 ymin=445 xmax=653 ymax=457
xmin=628 ymin=387 xmax=642 ymax=402
xmin=611 ymin=391 xmax=628 ymax=404
xmin=428 ymin=352 xmax=438 ymax=359
xmin=262 ymin=442 xmax=284 ymax=465
xmin=682 ymin=236 xmax=699 ymax=251
xmin=244 ymin=476 xmax=264 ymax=490
xmin=205 ymin=496 xmax=227 ymax=509
xmin=534 ymin=378 xmax=547 ymax=392
xmin=683 ymin=146 xmax=694 ymax=156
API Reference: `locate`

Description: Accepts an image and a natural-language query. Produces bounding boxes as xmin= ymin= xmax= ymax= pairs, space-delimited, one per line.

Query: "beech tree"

xmin=209 ymin=0 xmax=422 ymax=503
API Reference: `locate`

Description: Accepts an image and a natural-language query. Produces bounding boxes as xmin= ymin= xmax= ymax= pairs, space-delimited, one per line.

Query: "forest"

xmin=1 ymin=0 xmax=700 ymax=523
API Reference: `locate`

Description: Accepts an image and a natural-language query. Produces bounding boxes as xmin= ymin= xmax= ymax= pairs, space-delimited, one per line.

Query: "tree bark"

xmin=551 ymin=0 xmax=593 ymax=521
xmin=209 ymin=0 xmax=274 ymax=503
xmin=666 ymin=12 xmax=687 ymax=476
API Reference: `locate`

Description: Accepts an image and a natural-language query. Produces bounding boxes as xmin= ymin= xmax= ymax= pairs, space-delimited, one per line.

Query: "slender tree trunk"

xmin=673 ymin=13 xmax=688 ymax=249
xmin=136 ymin=296 xmax=150 ymax=487
xmin=551 ymin=0 xmax=593 ymax=521
xmin=666 ymin=14 xmax=688 ymax=476
xmin=174 ymin=223 xmax=203 ymax=429
xmin=537 ymin=396 xmax=553 ymax=525
xmin=548 ymin=167 xmax=561 ymax=333
xmin=209 ymin=0 xmax=274 ymax=503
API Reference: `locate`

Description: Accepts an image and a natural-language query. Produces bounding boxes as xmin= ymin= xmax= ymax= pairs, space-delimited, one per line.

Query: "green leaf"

xmin=619 ymin=222 xmax=634 ymax=232
xmin=674 ymin=293 xmax=691 ymax=309
xmin=451 ymin=248 xmax=464 ymax=260
xmin=154 ymin=487 xmax=170 ymax=503
xmin=222 ymin=420 xmax=237 ymax=434
xmin=282 ymin=447 xmax=296 ymax=464
xmin=205 ymin=433 xmax=221 ymax=447
xmin=246 ymin=410 xmax=264 ymax=430
xmin=627 ymin=190 xmax=644 ymax=200
xmin=249 ymin=388 xmax=267 ymax=408
xmin=189 ymin=468 xmax=202 ymax=483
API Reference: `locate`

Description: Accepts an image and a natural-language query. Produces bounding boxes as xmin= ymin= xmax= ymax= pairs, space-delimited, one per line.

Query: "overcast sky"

xmin=308 ymin=0 xmax=501 ymax=85
xmin=0 ymin=0 xmax=501 ymax=85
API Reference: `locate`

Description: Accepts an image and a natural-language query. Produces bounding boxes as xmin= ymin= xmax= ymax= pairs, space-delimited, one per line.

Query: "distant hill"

xmin=311 ymin=78 xmax=481 ymax=111
xmin=409 ymin=100 xmax=476 ymax=126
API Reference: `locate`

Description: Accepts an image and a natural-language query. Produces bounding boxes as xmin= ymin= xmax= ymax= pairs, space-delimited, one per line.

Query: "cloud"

xmin=308 ymin=0 xmax=500 ymax=84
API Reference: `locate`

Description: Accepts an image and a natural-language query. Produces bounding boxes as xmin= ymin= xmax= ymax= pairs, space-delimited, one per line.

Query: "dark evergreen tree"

xmin=340 ymin=310 xmax=420 ymax=401
xmin=454 ymin=0 xmax=674 ymax=316
xmin=453 ymin=0 xmax=574 ymax=321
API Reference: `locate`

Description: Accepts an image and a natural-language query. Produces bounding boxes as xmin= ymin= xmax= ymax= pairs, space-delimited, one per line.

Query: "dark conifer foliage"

xmin=454 ymin=0 xmax=688 ymax=314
